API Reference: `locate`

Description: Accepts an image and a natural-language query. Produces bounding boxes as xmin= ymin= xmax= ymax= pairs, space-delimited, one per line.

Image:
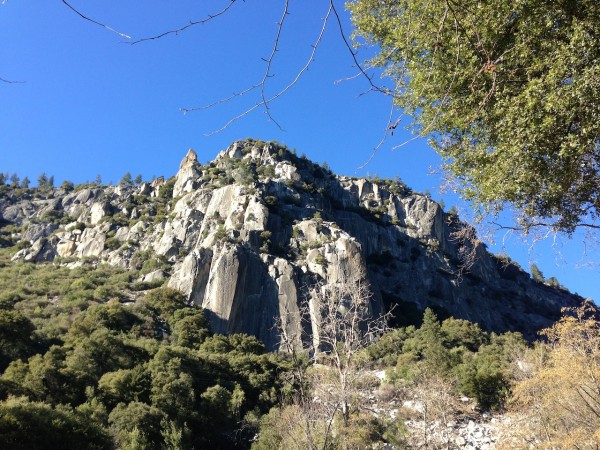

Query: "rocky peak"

xmin=174 ymin=149 xmax=201 ymax=198
xmin=180 ymin=148 xmax=198 ymax=169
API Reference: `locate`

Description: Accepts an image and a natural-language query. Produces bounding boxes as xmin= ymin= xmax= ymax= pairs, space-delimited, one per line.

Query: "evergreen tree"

xmin=61 ymin=180 xmax=74 ymax=192
xmin=418 ymin=308 xmax=451 ymax=375
xmin=547 ymin=276 xmax=561 ymax=288
xmin=119 ymin=172 xmax=133 ymax=186
xmin=530 ymin=263 xmax=545 ymax=283
xmin=37 ymin=172 xmax=48 ymax=188
xmin=9 ymin=173 xmax=19 ymax=187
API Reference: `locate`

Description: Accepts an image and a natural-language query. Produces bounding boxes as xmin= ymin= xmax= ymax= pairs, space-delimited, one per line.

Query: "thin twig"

xmin=391 ymin=134 xmax=422 ymax=150
xmin=334 ymin=46 xmax=399 ymax=86
xmin=62 ymin=0 xmax=131 ymax=39
xmin=334 ymin=71 xmax=363 ymax=84
xmin=181 ymin=84 xmax=261 ymax=113
xmin=329 ymin=0 xmax=391 ymax=96
xmin=0 ymin=76 xmax=25 ymax=84
xmin=128 ymin=0 xmax=237 ymax=44
xmin=258 ymin=0 xmax=291 ymax=131
xmin=492 ymin=221 xmax=600 ymax=232
xmin=356 ymin=95 xmax=398 ymax=171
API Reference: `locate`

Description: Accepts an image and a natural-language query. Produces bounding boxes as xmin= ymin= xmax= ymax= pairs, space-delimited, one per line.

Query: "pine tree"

xmin=37 ymin=172 xmax=48 ymax=188
xmin=530 ymin=263 xmax=544 ymax=283
xmin=119 ymin=172 xmax=133 ymax=186
xmin=9 ymin=173 xmax=19 ymax=187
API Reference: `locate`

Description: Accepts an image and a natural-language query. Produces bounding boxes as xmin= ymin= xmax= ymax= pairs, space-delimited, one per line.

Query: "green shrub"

xmin=260 ymin=231 xmax=272 ymax=253
xmin=0 ymin=397 xmax=113 ymax=450
xmin=142 ymin=287 xmax=187 ymax=318
xmin=264 ymin=196 xmax=277 ymax=207
xmin=157 ymin=178 xmax=175 ymax=200
xmin=314 ymin=254 xmax=326 ymax=266
xmin=104 ymin=237 xmax=121 ymax=251
xmin=213 ymin=225 xmax=227 ymax=243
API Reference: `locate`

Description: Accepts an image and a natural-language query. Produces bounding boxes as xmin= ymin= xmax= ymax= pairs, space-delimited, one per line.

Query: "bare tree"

xmin=308 ymin=282 xmax=388 ymax=423
xmin=406 ymin=376 xmax=461 ymax=449
xmin=274 ymin=279 xmax=391 ymax=449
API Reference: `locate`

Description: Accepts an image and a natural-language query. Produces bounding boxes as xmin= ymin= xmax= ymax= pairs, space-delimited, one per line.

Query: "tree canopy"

xmin=350 ymin=0 xmax=600 ymax=234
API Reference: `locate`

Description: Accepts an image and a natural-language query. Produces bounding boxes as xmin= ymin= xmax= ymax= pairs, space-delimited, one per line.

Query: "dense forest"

xmin=0 ymin=183 xmax=598 ymax=449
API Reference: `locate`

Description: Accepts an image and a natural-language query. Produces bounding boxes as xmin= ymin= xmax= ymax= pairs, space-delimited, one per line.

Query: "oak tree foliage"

xmin=350 ymin=0 xmax=600 ymax=233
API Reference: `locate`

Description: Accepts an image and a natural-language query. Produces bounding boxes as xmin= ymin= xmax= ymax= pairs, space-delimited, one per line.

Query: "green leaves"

xmin=0 ymin=310 xmax=35 ymax=371
xmin=0 ymin=397 xmax=113 ymax=450
xmin=0 ymin=264 xmax=287 ymax=449
xmin=350 ymin=0 xmax=600 ymax=232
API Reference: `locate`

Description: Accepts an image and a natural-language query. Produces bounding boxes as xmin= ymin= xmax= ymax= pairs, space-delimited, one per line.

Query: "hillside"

xmin=1 ymin=139 xmax=598 ymax=449
xmin=1 ymin=139 xmax=583 ymax=349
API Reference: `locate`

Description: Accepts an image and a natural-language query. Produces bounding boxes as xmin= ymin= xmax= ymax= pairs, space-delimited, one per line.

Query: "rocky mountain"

xmin=0 ymin=139 xmax=583 ymax=349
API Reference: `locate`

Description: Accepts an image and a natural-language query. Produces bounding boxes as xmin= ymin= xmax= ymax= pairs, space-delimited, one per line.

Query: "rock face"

xmin=0 ymin=139 xmax=585 ymax=350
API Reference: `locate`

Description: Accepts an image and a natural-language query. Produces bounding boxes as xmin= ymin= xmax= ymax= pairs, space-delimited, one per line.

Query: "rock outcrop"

xmin=0 ymin=139 xmax=585 ymax=349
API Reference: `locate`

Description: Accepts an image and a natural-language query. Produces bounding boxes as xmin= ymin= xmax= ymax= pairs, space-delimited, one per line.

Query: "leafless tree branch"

xmin=356 ymin=95 xmax=398 ymax=171
xmin=0 ymin=76 xmax=25 ymax=84
xmin=333 ymin=46 xmax=398 ymax=87
xmin=182 ymin=84 xmax=261 ymax=113
xmin=277 ymin=278 xmax=391 ymax=443
xmin=492 ymin=221 xmax=600 ymax=233
xmin=329 ymin=0 xmax=392 ymax=97
xmin=127 ymin=0 xmax=237 ymax=45
xmin=61 ymin=0 xmax=131 ymax=39
xmin=258 ymin=0 xmax=291 ymax=131
xmin=448 ymin=216 xmax=482 ymax=275
xmin=334 ymin=71 xmax=364 ymax=84
xmin=185 ymin=0 xmax=400 ymax=136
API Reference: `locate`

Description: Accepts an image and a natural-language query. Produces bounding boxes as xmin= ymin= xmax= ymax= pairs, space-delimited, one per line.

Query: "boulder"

xmin=24 ymin=222 xmax=58 ymax=243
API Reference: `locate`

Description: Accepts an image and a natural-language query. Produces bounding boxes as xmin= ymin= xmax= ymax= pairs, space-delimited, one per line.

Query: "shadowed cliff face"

xmin=0 ymin=139 xmax=585 ymax=349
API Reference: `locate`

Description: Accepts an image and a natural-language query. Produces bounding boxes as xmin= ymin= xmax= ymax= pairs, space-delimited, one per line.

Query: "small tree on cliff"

xmin=530 ymin=263 xmax=545 ymax=283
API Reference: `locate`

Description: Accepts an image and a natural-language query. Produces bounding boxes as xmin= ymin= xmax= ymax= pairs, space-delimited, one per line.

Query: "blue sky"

xmin=1 ymin=1 xmax=598 ymax=302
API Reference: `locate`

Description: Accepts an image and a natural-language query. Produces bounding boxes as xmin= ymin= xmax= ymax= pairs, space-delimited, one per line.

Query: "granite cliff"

xmin=0 ymin=139 xmax=584 ymax=349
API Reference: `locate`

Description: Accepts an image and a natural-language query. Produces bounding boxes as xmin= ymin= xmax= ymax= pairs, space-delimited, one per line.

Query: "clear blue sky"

xmin=1 ymin=1 xmax=598 ymax=302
